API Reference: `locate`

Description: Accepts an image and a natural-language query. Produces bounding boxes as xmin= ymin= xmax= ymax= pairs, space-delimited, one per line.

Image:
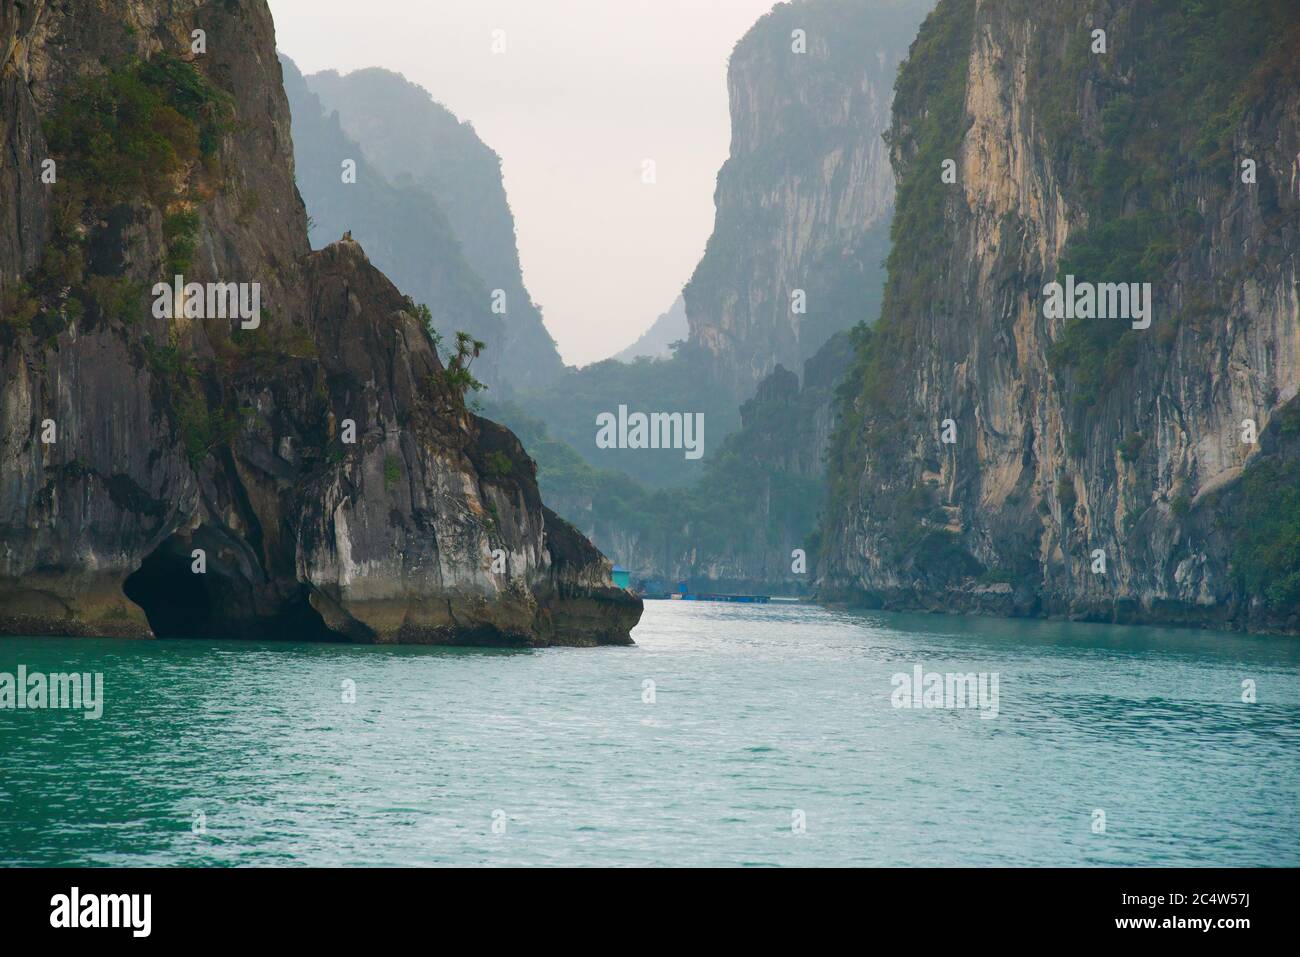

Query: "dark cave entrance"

xmin=123 ymin=535 xmax=341 ymax=641
xmin=123 ymin=541 xmax=216 ymax=638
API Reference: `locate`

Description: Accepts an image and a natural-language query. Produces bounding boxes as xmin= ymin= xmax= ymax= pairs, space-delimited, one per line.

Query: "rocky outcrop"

xmin=683 ymin=0 xmax=931 ymax=403
xmin=0 ymin=0 xmax=639 ymax=645
xmin=305 ymin=66 xmax=566 ymax=396
xmin=280 ymin=54 xmax=506 ymax=392
xmin=820 ymin=0 xmax=1300 ymax=634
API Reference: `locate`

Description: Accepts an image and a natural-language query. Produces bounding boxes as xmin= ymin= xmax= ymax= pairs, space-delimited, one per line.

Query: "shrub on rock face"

xmin=383 ymin=455 xmax=401 ymax=490
xmin=1119 ymin=432 xmax=1145 ymax=463
xmin=43 ymin=55 xmax=231 ymax=209
xmin=1056 ymin=477 xmax=1077 ymax=513
xmin=20 ymin=55 xmax=232 ymax=347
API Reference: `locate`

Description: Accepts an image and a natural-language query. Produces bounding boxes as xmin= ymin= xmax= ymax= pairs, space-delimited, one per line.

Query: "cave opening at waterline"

xmin=123 ymin=539 xmax=213 ymax=638
xmin=122 ymin=534 xmax=338 ymax=641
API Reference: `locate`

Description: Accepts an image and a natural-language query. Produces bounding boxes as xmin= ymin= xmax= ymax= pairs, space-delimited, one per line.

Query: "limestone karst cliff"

xmin=0 ymin=0 xmax=640 ymax=645
xmin=820 ymin=0 xmax=1300 ymax=634
xmin=683 ymin=0 xmax=931 ymax=404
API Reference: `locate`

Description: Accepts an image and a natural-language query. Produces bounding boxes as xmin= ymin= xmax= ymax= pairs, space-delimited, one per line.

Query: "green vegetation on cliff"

xmin=1040 ymin=0 xmax=1300 ymax=420
xmin=2 ymin=55 xmax=230 ymax=341
xmin=883 ymin=0 xmax=975 ymax=316
xmin=821 ymin=0 xmax=1300 ymax=626
xmin=1029 ymin=0 xmax=1300 ymax=620
xmin=26 ymin=53 xmax=279 ymax=473
xmin=43 ymin=54 xmax=231 ymax=207
xmin=1223 ymin=405 xmax=1300 ymax=613
xmin=1229 ymin=458 xmax=1300 ymax=610
xmin=827 ymin=0 xmax=976 ymax=520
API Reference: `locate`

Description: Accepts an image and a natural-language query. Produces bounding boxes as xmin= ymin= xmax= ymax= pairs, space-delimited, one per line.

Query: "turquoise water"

xmin=1 ymin=601 xmax=1297 ymax=866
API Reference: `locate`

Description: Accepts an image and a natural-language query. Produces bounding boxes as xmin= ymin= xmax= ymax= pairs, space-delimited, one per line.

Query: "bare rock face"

xmin=819 ymin=0 xmax=1300 ymax=634
xmin=682 ymin=0 xmax=931 ymax=404
xmin=0 ymin=0 xmax=640 ymax=645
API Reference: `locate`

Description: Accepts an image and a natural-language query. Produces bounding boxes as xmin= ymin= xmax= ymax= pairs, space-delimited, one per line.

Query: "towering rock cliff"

xmin=683 ymin=0 xmax=931 ymax=403
xmin=305 ymin=66 xmax=566 ymax=395
xmin=821 ymin=0 xmax=1300 ymax=634
xmin=0 ymin=0 xmax=639 ymax=645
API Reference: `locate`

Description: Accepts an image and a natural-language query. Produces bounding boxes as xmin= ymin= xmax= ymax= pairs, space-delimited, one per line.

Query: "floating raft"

xmin=668 ymin=593 xmax=770 ymax=604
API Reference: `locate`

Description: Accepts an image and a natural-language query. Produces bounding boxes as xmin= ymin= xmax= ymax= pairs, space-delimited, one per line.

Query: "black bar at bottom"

xmin=0 ymin=866 xmax=1287 ymax=943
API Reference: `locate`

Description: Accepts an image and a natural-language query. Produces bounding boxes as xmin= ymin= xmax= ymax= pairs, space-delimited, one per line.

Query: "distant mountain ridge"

xmin=280 ymin=54 xmax=505 ymax=389
xmin=498 ymin=0 xmax=934 ymax=588
xmin=305 ymin=66 xmax=566 ymax=394
xmin=613 ymin=295 xmax=688 ymax=362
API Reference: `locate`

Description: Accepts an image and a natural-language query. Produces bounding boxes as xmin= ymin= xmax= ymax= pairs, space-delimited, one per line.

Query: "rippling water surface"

xmin=2 ymin=602 xmax=1297 ymax=866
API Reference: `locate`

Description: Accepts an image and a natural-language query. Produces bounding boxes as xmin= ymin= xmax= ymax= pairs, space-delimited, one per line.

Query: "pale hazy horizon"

xmin=267 ymin=0 xmax=779 ymax=366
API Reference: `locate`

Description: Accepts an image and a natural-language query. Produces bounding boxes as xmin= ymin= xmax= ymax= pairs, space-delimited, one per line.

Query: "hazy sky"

xmin=268 ymin=0 xmax=778 ymax=365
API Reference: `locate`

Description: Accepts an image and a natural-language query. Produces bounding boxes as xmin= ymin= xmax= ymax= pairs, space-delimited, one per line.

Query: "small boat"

xmin=638 ymin=582 xmax=802 ymax=604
